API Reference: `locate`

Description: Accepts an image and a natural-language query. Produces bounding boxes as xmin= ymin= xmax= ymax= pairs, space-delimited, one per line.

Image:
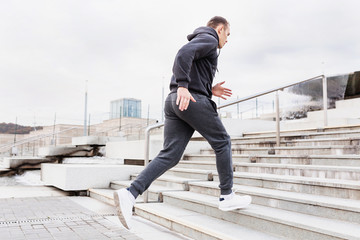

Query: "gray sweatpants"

xmin=129 ymin=92 xmax=233 ymax=198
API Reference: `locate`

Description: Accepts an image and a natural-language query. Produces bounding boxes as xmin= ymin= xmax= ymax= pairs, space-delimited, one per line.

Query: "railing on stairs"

xmin=143 ymin=72 xmax=354 ymax=202
xmin=0 ymin=127 xmax=81 ymax=156
xmin=143 ymin=122 xmax=165 ymax=203
xmin=217 ymin=74 xmax=328 ymax=146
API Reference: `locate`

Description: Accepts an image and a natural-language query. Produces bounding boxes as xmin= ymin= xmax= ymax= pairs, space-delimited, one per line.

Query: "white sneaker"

xmin=113 ymin=188 xmax=135 ymax=229
xmin=218 ymin=192 xmax=252 ymax=211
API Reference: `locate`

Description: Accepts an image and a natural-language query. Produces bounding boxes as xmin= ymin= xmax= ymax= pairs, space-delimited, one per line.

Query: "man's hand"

xmin=176 ymin=87 xmax=196 ymax=111
xmin=212 ymin=81 xmax=232 ymax=100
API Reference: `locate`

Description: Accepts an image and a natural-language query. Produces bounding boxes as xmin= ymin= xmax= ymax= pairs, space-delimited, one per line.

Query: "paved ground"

xmin=0 ymin=196 xmax=141 ymax=240
xmin=0 ymin=186 xmax=191 ymax=240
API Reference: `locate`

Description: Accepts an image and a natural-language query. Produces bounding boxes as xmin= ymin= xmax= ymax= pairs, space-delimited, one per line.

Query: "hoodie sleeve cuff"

xmin=177 ymin=80 xmax=189 ymax=89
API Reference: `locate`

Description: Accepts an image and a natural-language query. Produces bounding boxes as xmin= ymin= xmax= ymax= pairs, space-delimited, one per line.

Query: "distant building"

xmin=110 ymin=98 xmax=141 ymax=119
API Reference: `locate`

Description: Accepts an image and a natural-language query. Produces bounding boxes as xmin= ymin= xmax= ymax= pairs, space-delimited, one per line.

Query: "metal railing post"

xmin=322 ymin=75 xmax=328 ymax=127
xmin=275 ymin=91 xmax=281 ymax=147
xmin=143 ymin=122 xmax=164 ymax=203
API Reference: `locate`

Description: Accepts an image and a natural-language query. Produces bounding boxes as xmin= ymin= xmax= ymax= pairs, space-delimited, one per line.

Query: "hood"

xmin=187 ymin=26 xmax=219 ymax=42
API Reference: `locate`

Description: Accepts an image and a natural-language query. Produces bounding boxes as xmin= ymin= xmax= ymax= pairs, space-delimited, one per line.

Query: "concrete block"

xmin=2 ymin=157 xmax=53 ymax=169
xmin=279 ymin=97 xmax=360 ymax=131
xmin=62 ymin=157 xmax=124 ymax=165
xmin=335 ymin=97 xmax=360 ymax=109
xmin=41 ymin=163 xmax=143 ymax=191
xmin=38 ymin=145 xmax=94 ymax=157
xmin=72 ymin=136 xmax=123 ymax=146
xmin=307 ymin=108 xmax=360 ymax=121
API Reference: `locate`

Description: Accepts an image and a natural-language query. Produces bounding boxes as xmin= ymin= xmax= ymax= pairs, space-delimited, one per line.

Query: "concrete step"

xmin=135 ymin=202 xmax=282 ymax=240
xmin=201 ymin=145 xmax=360 ymax=156
xmin=272 ymin=145 xmax=360 ymax=155
xmin=232 ymin=137 xmax=360 ymax=148
xmin=201 ymin=147 xmax=268 ymax=155
xmin=88 ymin=188 xmax=116 ymax=206
xmin=71 ymin=196 xmax=191 ymax=240
xmin=110 ymin=180 xmax=185 ymax=202
xmin=167 ymin=167 xmax=214 ymax=181
xmin=88 ymin=187 xmax=161 ymax=205
xmin=130 ymin=173 xmax=208 ymax=191
xmin=188 ymin=181 xmax=360 ymax=224
xmin=234 ymin=163 xmax=360 ymax=181
xmin=177 ymin=160 xmax=218 ymax=171
xmin=236 ymin=131 xmax=360 ymax=147
xmin=178 ymin=160 xmax=360 ymax=180
xmin=241 ymin=127 xmax=360 ymax=140
xmin=184 ymin=154 xmax=360 ymax=166
xmin=231 ymin=140 xmax=279 ymax=148
xmin=161 ymin=191 xmax=360 ymax=240
xmin=284 ymin=137 xmax=360 ymax=147
xmin=215 ymin=172 xmax=360 ymax=200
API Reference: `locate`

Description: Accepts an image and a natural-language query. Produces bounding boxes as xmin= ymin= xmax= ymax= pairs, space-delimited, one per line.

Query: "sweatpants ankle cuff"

xmin=128 ymin=186 xmax=139 ymax=199
xmin=220 ymin=189 xmax=232 ymax=195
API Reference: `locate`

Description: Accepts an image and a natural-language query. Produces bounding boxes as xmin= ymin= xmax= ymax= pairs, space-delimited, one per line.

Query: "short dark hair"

xmin=207 ymin=16 xmax=229 ymax=29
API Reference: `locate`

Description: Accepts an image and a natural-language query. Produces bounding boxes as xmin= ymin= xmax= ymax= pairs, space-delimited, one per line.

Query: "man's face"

xmin=217 ymin=24 xmax=230 ymax=49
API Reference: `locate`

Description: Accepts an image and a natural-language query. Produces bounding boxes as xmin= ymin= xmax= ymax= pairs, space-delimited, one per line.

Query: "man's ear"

xmin=216 ymin=25 xmax=223 ymax=34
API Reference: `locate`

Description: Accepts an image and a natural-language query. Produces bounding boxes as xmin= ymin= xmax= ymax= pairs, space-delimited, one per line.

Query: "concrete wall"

xmin=221 ymin=118 xmax=276 ymax=137
xmin=281 ymin=97 xmax=360 ymax=130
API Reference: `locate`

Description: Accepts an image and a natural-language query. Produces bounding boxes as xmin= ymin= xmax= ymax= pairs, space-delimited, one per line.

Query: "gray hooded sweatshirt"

xmin=170 ymin=26 xmax=219 ymax=98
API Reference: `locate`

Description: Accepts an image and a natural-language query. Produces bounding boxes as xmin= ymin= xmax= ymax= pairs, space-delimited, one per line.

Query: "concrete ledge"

xmin=38 ymin=146 xmax=94 ymax=157
xmin=0 ymin=169 xmax=11 ymax=175
xmin=72 ymin=136 xmax=123 ymax=146
xmin=62 ymin=157 xmax=124 ymax=165
xmin=3 ymin=156 xmax=54 ymax=169
xmin=41 ymin=164 xmax=143 ymax=191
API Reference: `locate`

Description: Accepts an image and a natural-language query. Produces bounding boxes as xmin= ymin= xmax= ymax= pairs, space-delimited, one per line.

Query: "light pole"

xmin=13 ymin=117 xmax=17 ymax=144
xmin=162 ymin=78 xmax=164 ymax=122
xmin=84 ymin=80 xmax=88 ymax=136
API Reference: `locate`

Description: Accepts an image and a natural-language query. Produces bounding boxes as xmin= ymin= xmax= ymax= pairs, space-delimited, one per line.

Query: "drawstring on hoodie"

xmin=216 ymin=49 xmax=221 ymax=73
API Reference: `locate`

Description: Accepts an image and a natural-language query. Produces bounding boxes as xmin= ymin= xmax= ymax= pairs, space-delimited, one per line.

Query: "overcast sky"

xmin=1 ymin=0 xmax=359 ymax=126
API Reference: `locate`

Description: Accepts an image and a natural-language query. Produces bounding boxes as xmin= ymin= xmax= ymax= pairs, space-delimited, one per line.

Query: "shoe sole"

xmin=113 ymin=191 xmax=130 ymax=230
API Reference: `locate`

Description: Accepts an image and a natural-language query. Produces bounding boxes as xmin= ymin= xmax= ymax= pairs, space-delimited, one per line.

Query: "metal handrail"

xmin=218 ymin=74 xmax=328 ymax=147
xmin=0 ymin=127 xmax=80 ymax=151
xmin=143 ymin=74 xmax=330 ymax=203
xmin=217 ymin=75 xmax=324 ymax=109
xmin=143 ymin=122 xmax=165 ymax=203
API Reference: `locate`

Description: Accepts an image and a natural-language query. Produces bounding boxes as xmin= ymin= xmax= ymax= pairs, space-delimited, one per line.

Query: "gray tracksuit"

xmin=129 ymin=26 xmax=233 ymax=197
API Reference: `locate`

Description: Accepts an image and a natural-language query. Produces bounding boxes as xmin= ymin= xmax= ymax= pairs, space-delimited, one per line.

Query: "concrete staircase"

xmin=88 ymin=125 xmax=360 ymax=240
